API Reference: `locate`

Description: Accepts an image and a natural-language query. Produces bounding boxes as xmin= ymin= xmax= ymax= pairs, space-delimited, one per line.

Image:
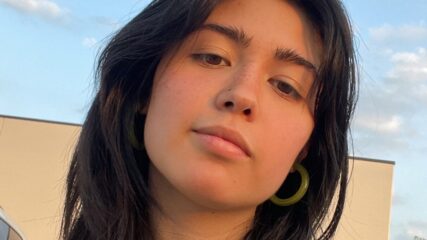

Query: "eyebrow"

xmin=200 ymin=23 xmax=318 ymax=73
xmin=275 ymin=48 xmax=318 ymax=73
xmin=201 ymin=23 xmax=252 ymax=48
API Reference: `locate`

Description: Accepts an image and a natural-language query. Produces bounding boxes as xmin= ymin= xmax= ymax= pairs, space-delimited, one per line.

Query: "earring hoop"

xmin=270 ymin=163 xmax=309 ymax=206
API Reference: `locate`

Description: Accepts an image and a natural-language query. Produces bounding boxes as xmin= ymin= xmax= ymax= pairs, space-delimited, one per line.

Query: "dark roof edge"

xmin=349 ymin=156 xmax=395 ymax=165
xmin=0 ymin=114 xmax=398 ymax=166
xmin=0 ymin=114 xmax=82 ymax=127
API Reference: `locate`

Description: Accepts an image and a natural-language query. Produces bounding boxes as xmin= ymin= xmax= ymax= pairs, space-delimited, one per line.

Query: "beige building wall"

xmin=0 ymin=116 xmax=80 ymax=240
xmin=0 ymin=115 xmax=394 ymax=240
xmin=335 ymin=157 xmax=394 ymax=239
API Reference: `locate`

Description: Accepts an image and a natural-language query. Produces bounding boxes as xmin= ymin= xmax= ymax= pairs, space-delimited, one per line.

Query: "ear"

xmin=137 ymin=99 xmax=150 ymax=115
xmin=290 ymin=144 xmax=310 ymax=172
xmin=138 ymin=104 xmax=149 ymax=115
xmin=297 ymin=145 xmax=309 ymax=161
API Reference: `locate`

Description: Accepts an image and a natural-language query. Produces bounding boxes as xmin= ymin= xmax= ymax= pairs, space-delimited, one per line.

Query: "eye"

xmin=269 ymin=79 xmax=302 ymax=100
xmin=192 ymin=53 xmax=230 ymax=67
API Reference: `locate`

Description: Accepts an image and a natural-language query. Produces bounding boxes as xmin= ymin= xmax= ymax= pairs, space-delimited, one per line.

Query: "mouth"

xmin=192 ymin=125 xmax=251 ymax=158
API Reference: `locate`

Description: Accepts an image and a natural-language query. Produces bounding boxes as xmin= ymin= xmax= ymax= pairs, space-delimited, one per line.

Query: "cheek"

xmin=150 ymin=62 xmax=213 ymax=111
xmin=147 ymin=66 xmax=205 ymax=124
xmin=266 ymin=116 xmax=313 ymax=165
xmin=144 ymin=65 xmax=214 ymax=169
xmin=253 ymin=110 xmax=313 ymax=194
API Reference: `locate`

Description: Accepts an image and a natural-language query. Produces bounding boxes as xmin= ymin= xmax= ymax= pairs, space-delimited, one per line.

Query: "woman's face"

xmin=144 ymin=0 xmax=320 ymax=210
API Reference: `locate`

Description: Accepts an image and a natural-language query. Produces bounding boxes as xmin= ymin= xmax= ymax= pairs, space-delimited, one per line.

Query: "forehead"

xmin=204 ymin=0 xmax=321 ymax=66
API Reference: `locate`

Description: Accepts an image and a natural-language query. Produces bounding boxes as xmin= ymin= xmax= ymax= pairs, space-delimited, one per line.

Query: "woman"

xmin=62 ymin=0 xmax=357 ymax=239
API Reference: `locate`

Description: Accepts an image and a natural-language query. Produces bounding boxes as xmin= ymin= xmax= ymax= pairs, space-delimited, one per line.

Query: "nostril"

xmin=223 ymin=101 xmax=252 ymax=116
xmin=225 ymin=101 xmax=234 ymax=108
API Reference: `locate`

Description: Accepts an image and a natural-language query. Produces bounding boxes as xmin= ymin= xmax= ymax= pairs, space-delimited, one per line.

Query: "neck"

xmin=149 ymin=166 xmax=255 ymax=240
xmin=151 ymin=206 xmax=254 ymax=240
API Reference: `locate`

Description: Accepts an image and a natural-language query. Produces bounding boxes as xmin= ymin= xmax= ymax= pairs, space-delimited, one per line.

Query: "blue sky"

xmin=1 ymin=0 xmax=426 ymax=239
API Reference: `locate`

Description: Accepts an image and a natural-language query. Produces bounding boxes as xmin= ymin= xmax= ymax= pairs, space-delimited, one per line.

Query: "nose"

xmin=214 ymin=73 xmax=258 ymax=121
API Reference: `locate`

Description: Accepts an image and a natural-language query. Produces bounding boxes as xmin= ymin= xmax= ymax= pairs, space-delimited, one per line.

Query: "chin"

xmin=177 ymin=177 xmax=262 ymax=211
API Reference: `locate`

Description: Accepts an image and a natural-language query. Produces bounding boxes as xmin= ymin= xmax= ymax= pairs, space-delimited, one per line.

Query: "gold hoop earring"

xmin=270 ymin=163 xmax=309 ymax=206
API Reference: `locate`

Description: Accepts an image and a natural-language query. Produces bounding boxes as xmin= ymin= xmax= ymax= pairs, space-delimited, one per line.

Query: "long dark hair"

xmin=61 ymin=0 xmax=357 ymax=239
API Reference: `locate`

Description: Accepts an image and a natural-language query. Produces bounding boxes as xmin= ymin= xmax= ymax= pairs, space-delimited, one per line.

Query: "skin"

xmin=143 ymin=0 xmax=321 ymax=239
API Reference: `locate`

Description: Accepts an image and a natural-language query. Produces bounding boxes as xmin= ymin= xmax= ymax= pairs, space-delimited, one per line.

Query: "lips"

xmin=193 ymin=125 xmax=251 ymax=157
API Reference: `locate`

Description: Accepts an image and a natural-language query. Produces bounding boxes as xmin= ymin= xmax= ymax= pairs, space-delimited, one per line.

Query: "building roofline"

xmin=0 ymin=115 xmax=397 ymax=166
xmin=350 ymin=156 xmax=395 ymax=165
xmin=0 ymin=114 xmax=82 ymax=127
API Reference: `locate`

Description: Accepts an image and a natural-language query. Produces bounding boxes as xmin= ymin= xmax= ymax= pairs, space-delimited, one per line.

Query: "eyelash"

xmin=191 ymin=53 xmax=231 ymax=67
xmin=269 ymin=79 xmax=302 ymax=100
xmin=192 ymin=53 xmax=302 ymax=100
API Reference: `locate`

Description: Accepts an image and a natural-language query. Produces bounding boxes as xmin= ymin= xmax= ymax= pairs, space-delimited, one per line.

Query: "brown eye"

xmin=277 ymin=81 xmax=294 ymax=95
xmin=269 ymin=79 xmax=302 ymax=100
xmin=203 ymin=54 xmax=223 ymax=65
xmin=192 ymin=53 xmax=230 ymax=66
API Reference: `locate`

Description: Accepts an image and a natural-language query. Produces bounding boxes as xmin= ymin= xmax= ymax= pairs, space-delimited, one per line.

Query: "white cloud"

xmin=82 ymin=37 xmax=97 ymax=48
xmin=352 ymin=47 xmax=427 ymax=158
xmin=93 ymin=16 xmax=121 ymax=30
xmin=0 ymin=0 xmax=68 ymax=22
xmin=388 ymin=48 xmax=427 ymax=78
xmin=405 ymin=221 xmax=427 ymax=239
xmin=356 ymin=48 xmax=427 ymax=126
xmin=391 ymin=52 xmax=420 ymax=64
xmin=355 ymin=115 xmax=402 ymax=134
xmin=386 ymin=48 xmax=427 ymax=103
xmin=370 ymin=23 xmax=427 ymax=44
